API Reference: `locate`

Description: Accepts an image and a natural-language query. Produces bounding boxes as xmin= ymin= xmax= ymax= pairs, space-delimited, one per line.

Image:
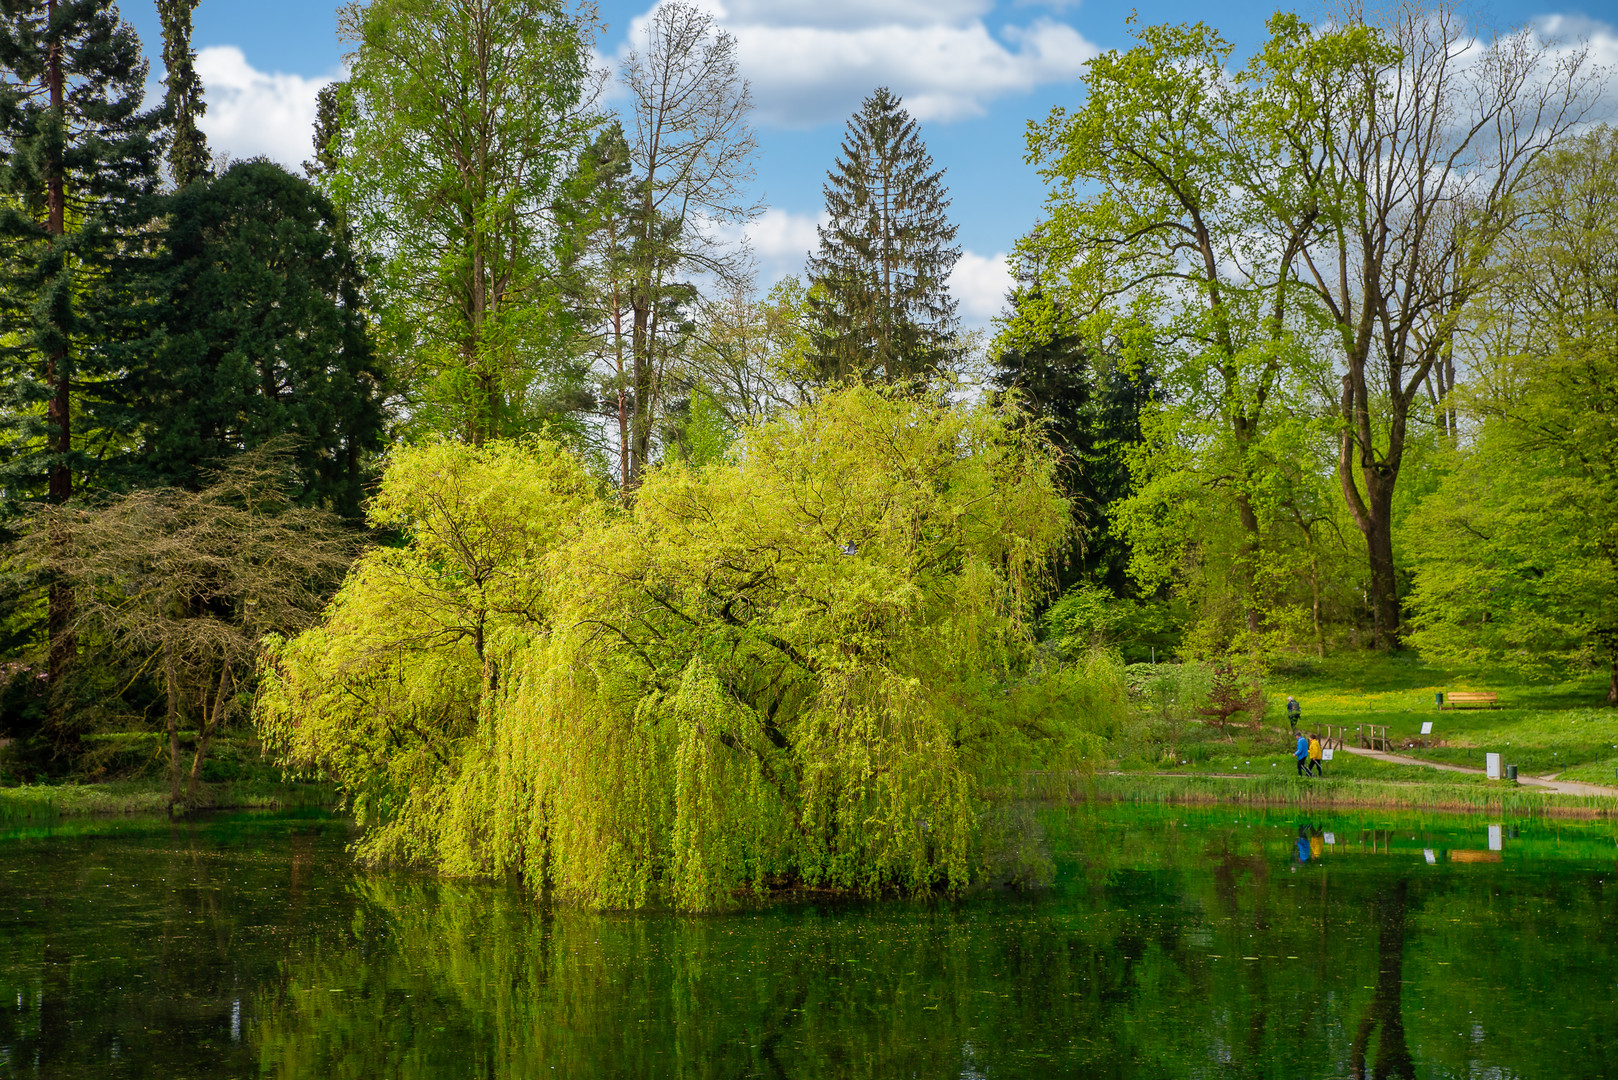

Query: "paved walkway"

xmin=1339 ymin=745 xmax=1618 ymax=798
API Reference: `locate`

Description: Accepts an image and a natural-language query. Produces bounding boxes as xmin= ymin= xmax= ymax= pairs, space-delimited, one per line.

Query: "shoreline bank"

xmin=1081 ymin=773 xmax=1618 ymax=819
xmin=0 ymin=780 xmax=338 ymax=820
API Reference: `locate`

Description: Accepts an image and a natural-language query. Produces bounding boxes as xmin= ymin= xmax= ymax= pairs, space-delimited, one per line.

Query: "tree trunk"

xmin=612 ymin=278 xmax=629 ymax=490
xmin=1236 ymin=492 xmax=1262 ymax=634
xmin=165 ymin=645 xmax=182 ymax=812
xmin=1310 ymin=571 xmax=1324 ymax=659
xmin=1607 ymin=661 xmax=1616 ymax=707
xmin=1362 ymin=501 xmax=1400 ymax=650
xmin=629 ymin=289 xmax=653 ymax=488
xmin=1339 ymin=374 xmax=1403 ymax=649
xmin=186 ymin=666 xmax=230 ymax=805
xmin=45 ymin=0 xmax=75 ymax=694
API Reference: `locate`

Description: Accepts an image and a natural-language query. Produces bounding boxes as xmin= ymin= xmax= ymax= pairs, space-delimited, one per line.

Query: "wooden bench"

xmin=1442 ymin=691 xmax=1499 ymax=710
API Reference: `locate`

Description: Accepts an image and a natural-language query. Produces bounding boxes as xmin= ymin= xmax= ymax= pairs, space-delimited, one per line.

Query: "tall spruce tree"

xmin=807 ymin=88 xmax=960 ymax=384
xmin=0 ymin=0 xmax=162 ymax=693
xmin=157 ymin=0 xmax=209 ymax=186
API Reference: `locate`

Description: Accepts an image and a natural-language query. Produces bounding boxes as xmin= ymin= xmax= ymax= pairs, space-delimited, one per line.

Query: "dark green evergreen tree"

xmin=132 ymin=160 xmax=388 ymax=517
xmin=157 ymin=0 xmax=209 ymax=187
xmin=807 ymin=87 xmax=960 ymax=384
xmin=303 ymin=81 xmax=344 ymax=181
xmin=991 ymin=284 xmax=1153 ymax=599
xmin=0 ymin=0 xmax=163 ymax=692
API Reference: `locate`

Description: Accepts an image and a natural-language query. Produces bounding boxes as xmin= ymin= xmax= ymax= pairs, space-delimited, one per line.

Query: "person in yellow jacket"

xmin=1307 ymin=734 xmax=1324 ymax=777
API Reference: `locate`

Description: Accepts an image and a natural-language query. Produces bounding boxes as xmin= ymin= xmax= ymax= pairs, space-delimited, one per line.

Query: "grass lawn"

xmin=0 ymin=735 xmax=338 ymax=820
xmin=1111 ymin=651 xmax=1618 ymax=806
xmin=1267 ymin=653 xmax=1618 ymax=781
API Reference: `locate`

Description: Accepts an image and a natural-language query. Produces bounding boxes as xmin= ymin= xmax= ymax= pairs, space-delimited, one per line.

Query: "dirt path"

xmin=1339 ymin=745 xmax=1618 ymax=798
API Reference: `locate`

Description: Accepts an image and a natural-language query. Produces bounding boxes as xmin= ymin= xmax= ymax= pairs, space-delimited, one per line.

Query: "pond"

xmin=1 ymin=804 xmax=1615 ymax=1078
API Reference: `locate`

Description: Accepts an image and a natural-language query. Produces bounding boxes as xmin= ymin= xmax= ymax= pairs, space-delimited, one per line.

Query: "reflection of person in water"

xmin=1297 ymin=825 xmax=1312 ymax=863
xmin=1310 ymin=827 xmax=1324 ymax=860
xmin=1352 ymin=878 xmax=1418 ymax=1079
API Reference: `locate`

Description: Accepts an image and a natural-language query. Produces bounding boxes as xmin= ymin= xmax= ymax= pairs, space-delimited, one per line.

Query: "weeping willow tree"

xmin=258 ymin=386 xmax=1125 ymax=909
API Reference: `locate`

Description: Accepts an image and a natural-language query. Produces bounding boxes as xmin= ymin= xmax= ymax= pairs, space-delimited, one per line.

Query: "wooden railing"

xmin=1358 ymin=723 xmax=1392 ymax=751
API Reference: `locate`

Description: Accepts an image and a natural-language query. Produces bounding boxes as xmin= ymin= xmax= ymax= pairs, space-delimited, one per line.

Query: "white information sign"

xmin=1322 ymin=748 xmax=1334 ymax=761
xmin=1424 ymin=849 xmax=1437 ymax=864
xmin=1421 ymin=721 xmax=1433 ymax=735
xmin=1324 ymin=832 xmax=1336 ymax=845
xmin=1486 ymin=752 xmax=1502 ymax=779
xmin=1488 ymin=825 xmax=1503 ymax=851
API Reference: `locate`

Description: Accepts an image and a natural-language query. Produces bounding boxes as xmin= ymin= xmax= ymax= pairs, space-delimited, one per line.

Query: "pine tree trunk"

xmin=45 ymin=0 xmax=75 ymax=694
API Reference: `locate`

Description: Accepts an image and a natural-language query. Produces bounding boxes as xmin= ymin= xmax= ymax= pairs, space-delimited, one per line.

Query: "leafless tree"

xmin=620 ymin=1 xmax=759 ymax=484
xmin=15 ymin=449 xmax=357 ymax=808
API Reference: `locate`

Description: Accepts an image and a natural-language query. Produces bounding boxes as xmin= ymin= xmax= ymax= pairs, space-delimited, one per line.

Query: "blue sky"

xmin=117 ymin=0 xmax=1615 ymax=320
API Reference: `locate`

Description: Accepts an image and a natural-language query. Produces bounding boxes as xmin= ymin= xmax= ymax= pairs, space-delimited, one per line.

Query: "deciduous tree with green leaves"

xmin=258 ymin=387 xmax=1126 ymax=909
xmin=332 ymin=0 xmax=602 ymax=443
xmin=1018 ymin=17 xmax=1326 ymax=645
xmin=1405 ymin=127 xmax=1618 ymax=703
xmin=1264 ymin=3 xmax=1599 ymax=646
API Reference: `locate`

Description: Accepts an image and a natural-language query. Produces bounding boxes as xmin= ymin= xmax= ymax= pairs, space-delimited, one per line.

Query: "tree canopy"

xmin=257 ymin=387 xmax=1125 ymax=909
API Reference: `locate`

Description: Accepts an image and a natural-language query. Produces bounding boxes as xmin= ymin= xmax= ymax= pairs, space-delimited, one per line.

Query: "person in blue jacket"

xmin=1295 ymin=732 xmax=1311 ymax=777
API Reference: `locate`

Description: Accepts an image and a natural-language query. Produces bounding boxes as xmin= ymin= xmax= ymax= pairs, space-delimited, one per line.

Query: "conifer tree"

xmin=157 ymin=0 xmax=209 ymax=186
xmin=0 ymin=0 xmax=162 ymax=694
xmin=807 ymin=88 xmax=960 ymax=384
xmin=134 ymin=160 xmax=388 ymax=518
xmin=991 ymin=281 xmax=1152 ymax=599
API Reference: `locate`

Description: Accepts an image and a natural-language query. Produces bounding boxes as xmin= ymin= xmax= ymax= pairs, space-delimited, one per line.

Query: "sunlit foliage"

xmin=258 ymin=387 xmax=1127 ymax=908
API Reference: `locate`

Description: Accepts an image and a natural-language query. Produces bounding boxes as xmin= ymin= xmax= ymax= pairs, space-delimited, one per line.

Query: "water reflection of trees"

xmin=248 ymin=815 xmax=1618 ymax=1079
xmin=1351 ymin=878 xmax=1416 ymax=1080
xmin=5 ymin=812 xmax=1616 ymax=1078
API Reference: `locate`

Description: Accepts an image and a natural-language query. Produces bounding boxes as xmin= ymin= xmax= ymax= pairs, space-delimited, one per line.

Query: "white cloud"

xmin=194 ymin=46 xmax=336 ymax=171
xmin=746 ymin=207 xmax=825 ymax=279
xmin=619 ymin=1 xmax=1098 ymax=129
xmin=950 ymin=249 xmax=1012 ymax=322
xmin=737 ymin=18 xmax=1094 ymax=126
xmin=1533 ymin=14 xmax=1618 ymax=116
xmin=721 ymin=0 xmax=992 ymax=29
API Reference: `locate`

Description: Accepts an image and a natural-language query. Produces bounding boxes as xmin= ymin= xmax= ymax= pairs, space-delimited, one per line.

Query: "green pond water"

xmin=1 ymin=805 xmax=1615 ymax=1079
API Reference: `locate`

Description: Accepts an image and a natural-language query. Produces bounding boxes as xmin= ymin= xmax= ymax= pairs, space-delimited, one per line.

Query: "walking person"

xmin=1308 ymin=733 xmax=1324 ymax=777
xmin=1295 ymin=732 xmax=1311 ymax=777
xmin=1286 ymin=696 xmax=1301 ymax=730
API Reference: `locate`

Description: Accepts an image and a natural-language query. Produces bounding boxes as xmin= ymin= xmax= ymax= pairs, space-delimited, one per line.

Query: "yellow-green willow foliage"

xmin=258 ymin=387 xmax=1127 ymax=909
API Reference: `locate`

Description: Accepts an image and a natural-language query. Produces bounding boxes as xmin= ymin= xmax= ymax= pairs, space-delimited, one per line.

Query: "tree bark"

xmin=1607 ymin=661 xmax=1616 ymax=707
xmin=165 ymin=645 xmax=182 ymax=812
xmin=629 ymin=284 xmax=654 ymax=488
xmin=1339 ymin=374 xmax=1404 ymax=648
xmin=45 ymin=0 xmax=75 ymax=693
xmin=186 ymin=666 xmax=230 ymax=805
